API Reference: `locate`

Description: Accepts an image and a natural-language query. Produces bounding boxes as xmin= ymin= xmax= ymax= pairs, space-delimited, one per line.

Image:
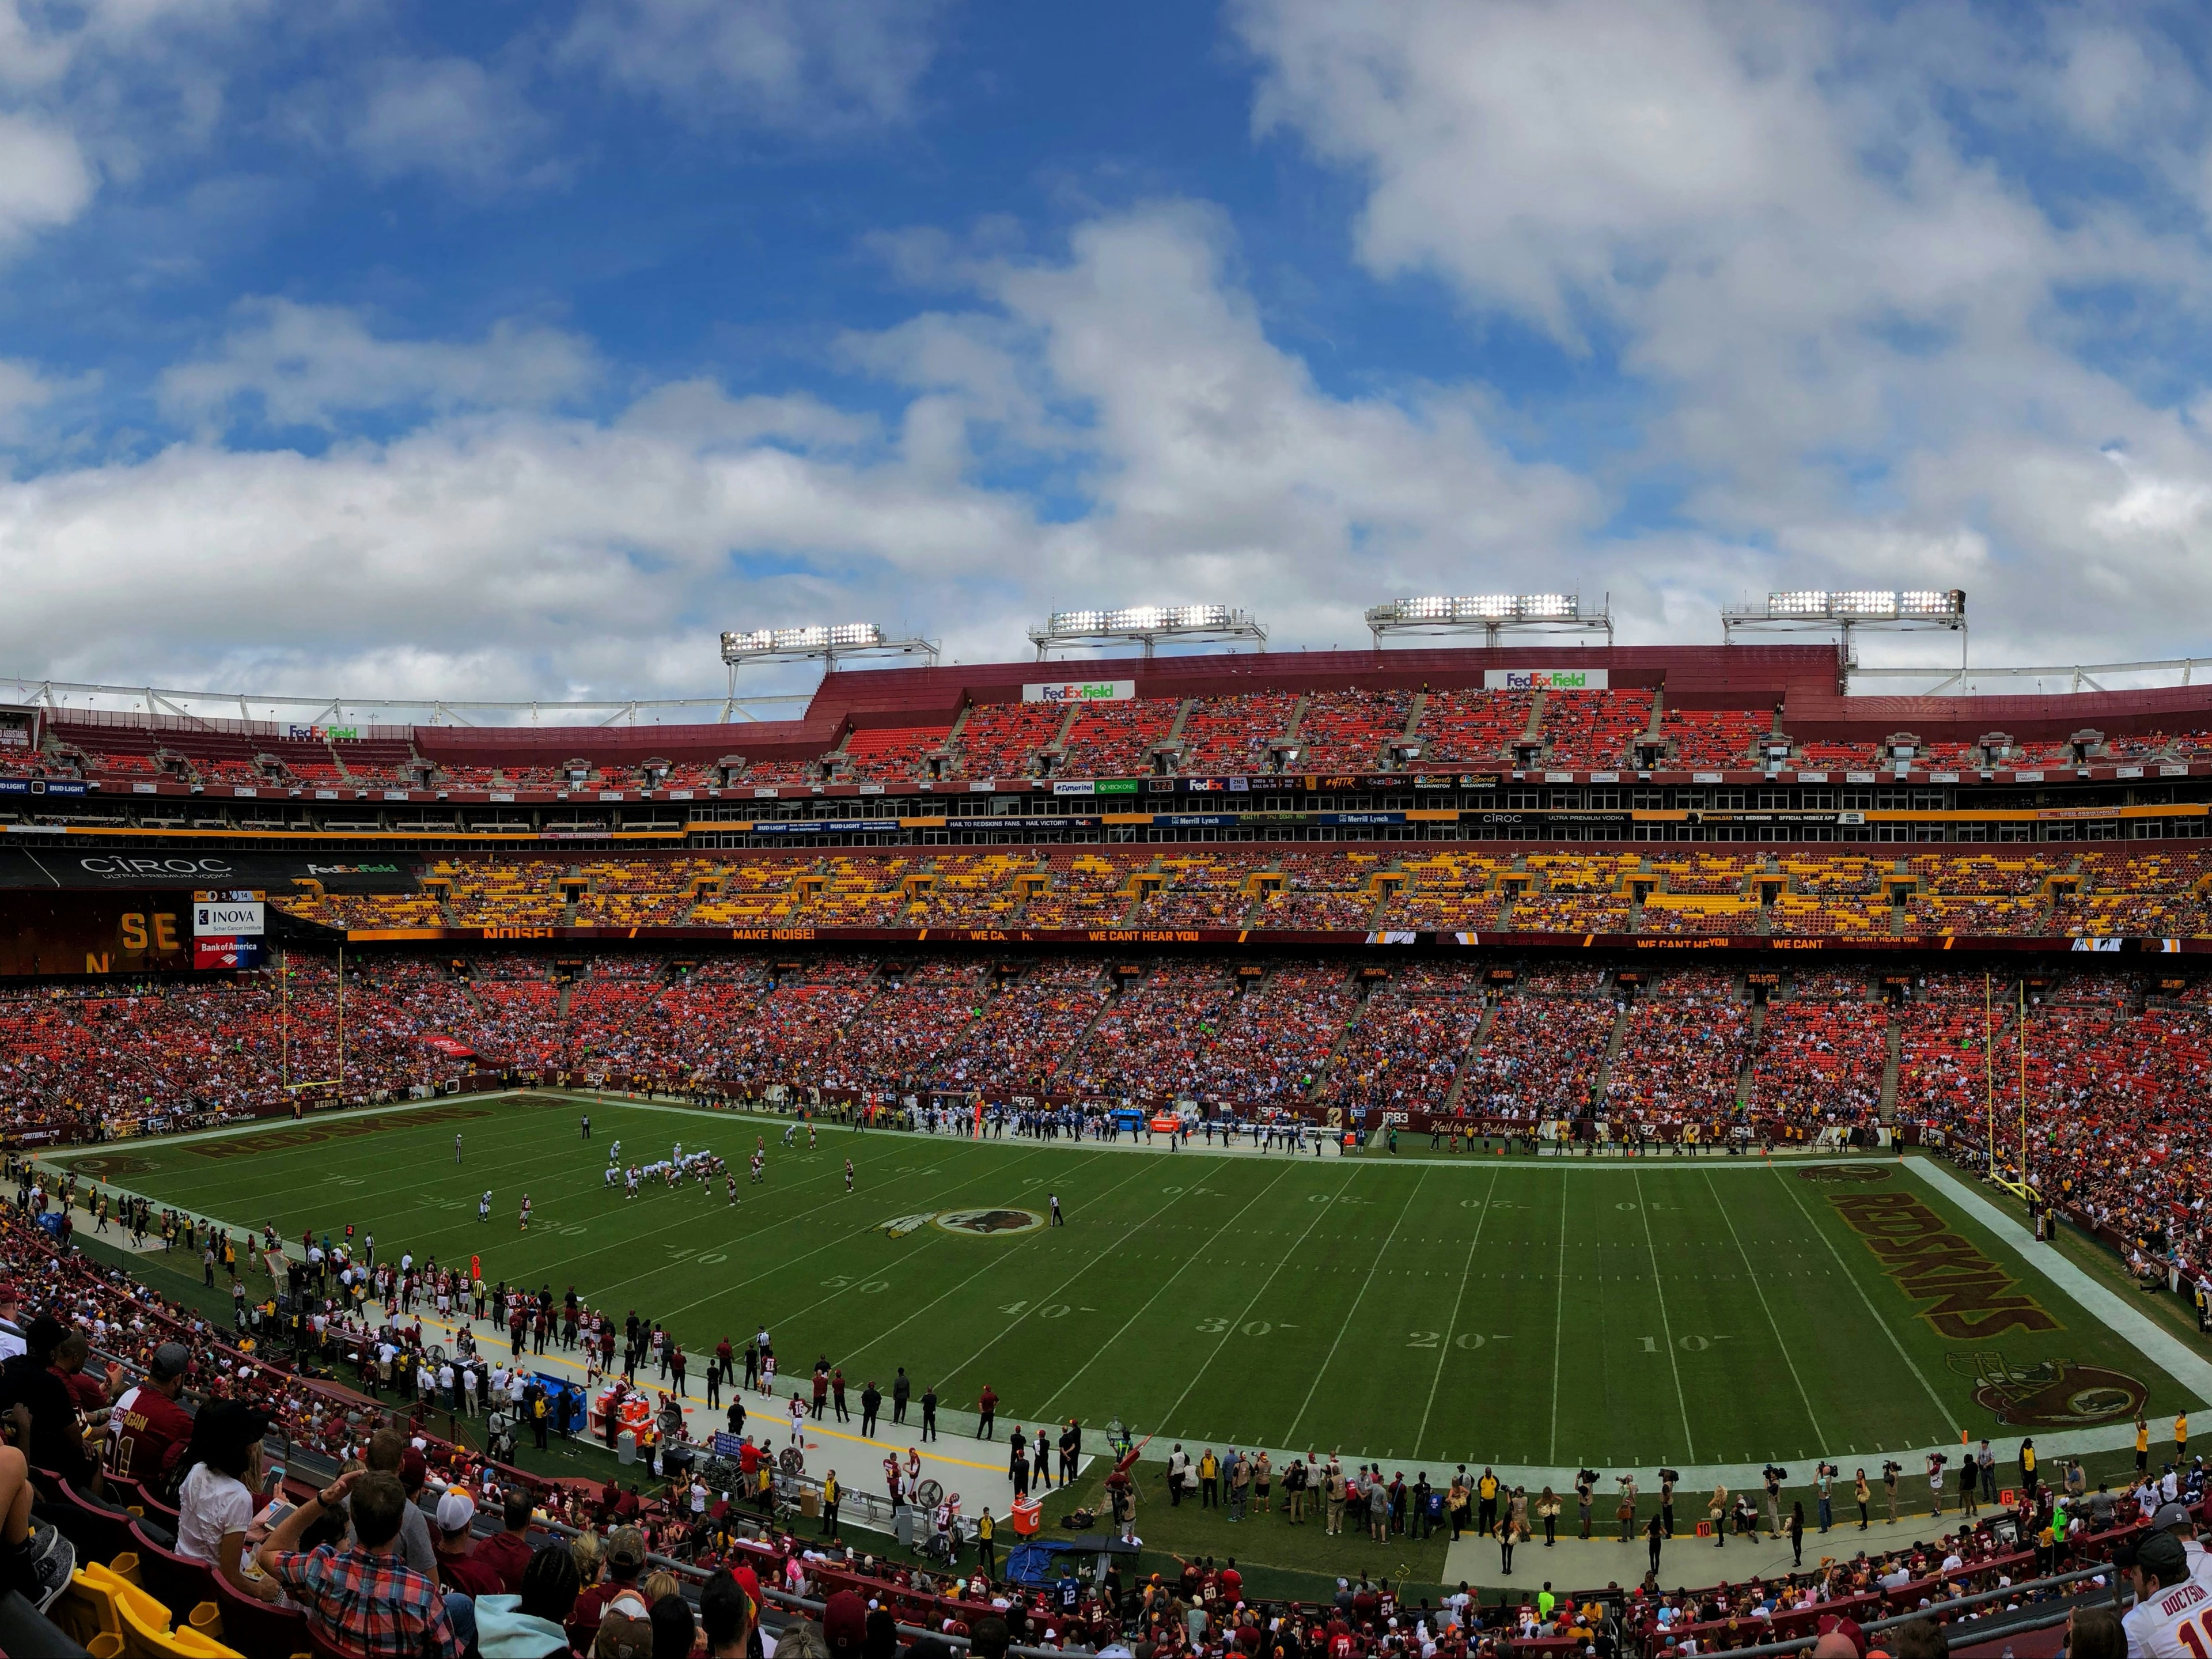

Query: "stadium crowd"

xmin=272 ymin=844 xmax=2212 ymax=942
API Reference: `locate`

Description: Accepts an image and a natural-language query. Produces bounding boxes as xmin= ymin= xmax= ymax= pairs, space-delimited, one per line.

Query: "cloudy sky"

xmin=2 ymin=0 xmax=2210 ymax=706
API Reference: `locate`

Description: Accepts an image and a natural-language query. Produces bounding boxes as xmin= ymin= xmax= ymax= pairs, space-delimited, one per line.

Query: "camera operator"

xmin=1762 ymin=1464 xmax=1789 ymax=1539
xmin=1882 ymin=1460 xmax=1903 ymax=1525
xmin=1658 ymin=1468 xmax=1679 ymax=1539
xmin=1926 ymin=1451 xmax=1949 ymax=1518
xmin=1574 ymin=1469 xmax=1597 ymax=1541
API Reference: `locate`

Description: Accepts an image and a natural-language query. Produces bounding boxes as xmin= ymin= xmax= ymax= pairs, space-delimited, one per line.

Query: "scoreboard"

xmin=0 ymin=889 xmax=265 ymax=978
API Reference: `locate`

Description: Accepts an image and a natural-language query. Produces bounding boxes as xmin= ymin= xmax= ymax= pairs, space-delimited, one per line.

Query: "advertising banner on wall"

xmin=1482 ymin=668 xmax=1611 ymax=691
xmin=0 ymin=891 xmax=196 ymax=976
xmin=1021 ymin=680 xmax=1136 ymax=703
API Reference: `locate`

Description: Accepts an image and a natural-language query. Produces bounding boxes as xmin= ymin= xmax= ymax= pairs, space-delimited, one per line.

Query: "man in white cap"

xmin=432 ymin=1486 xmax=501 ymax=1597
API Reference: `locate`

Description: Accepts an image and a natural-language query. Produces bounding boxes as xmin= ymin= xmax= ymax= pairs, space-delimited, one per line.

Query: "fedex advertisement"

xmin=1022 ymin=680 xmax=1135 ymax=704
xmin=1482 ymin=668 xmax=1610 ymax=691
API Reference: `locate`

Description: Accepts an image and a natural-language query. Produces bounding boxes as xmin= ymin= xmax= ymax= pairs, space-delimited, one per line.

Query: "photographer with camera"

xmin=1925 ymin=1451 xmax=1948 ymax=1518
xmin=1762 ymin=1464 xmax=1788 ymax=1538
xmin=1882 ymin=1460 xmax=1903 ymax=1524
xmin=1658 ymin=1468 xmax=1679 ymax=1539
xmin=1575 ymin=1469 xmax=1597 ymax=1541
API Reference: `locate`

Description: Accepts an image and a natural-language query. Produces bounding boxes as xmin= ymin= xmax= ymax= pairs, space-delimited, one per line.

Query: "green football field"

xmin=44 ymin=1093 xmax=2194 ymax=1477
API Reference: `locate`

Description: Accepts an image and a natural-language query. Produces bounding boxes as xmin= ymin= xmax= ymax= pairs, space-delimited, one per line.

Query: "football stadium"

xmin=11 ymin=5 xmax=2212 ymax=1655
xmin=5 ymin=619 xmax=2212 ymax=1654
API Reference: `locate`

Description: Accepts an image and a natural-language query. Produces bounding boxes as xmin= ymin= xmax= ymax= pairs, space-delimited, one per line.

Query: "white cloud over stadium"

xmin=2 ymin=0 xmax=2211 ymax=698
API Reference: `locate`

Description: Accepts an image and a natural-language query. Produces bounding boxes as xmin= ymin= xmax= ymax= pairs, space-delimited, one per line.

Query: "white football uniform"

xmin=2125 ymin=1576 xmax=2212 ymax=1657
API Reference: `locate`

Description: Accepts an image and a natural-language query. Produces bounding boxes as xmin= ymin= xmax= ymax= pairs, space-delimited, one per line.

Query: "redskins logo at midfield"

xmin=934 ymin=1207 xmax=1046 ymax=1237
xmin=1950 ymin=1351 xmax=2148 ymax=1427
xmin=876 ymin=1207 xmax=1047 ymax=1238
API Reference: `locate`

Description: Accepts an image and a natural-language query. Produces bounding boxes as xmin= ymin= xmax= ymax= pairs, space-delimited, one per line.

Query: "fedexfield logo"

xmin=1483 ymin=668 xmax=1609 ymax=692
xmin=1022 ymin=679 xmax=1135 ymax=704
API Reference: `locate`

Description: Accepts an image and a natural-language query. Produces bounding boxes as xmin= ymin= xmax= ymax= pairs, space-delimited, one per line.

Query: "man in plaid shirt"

xmin=257 ymin=1468 xmax=464 ymax=1659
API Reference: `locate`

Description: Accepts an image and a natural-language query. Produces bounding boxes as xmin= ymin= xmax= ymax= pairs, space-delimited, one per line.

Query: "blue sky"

xmin=3 ymin=0 xmax=2212 ymax=706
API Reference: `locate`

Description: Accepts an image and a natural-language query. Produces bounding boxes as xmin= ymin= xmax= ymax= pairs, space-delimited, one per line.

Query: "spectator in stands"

xmin=108 ymin=1339 xmax=194 ymax=1498
xmin=474 ymin=1486 xmax=537 ymax=1593
xmin=175 ymin=1399 xmax=275 ymax=1599
xmin=572 ymin=1523 xmax=649 ymax=1649
xmin=476 ymin=1542 xmax=582 ymax=1657
xmin=364 ymin=1428 xmax=440 ymax=1578
xmin=700 ymin=1569 xmax=755 ymax=1659
xmin=649 ymin=1589 xmax=696 ymax=1657
xmin=256 ymin=1468 xmax=465 ymax=1659
xmin=433 ymin=1487 xmax=504 ymax=1597
xmin=0 ymin=1314 xmax=99 ymax=1484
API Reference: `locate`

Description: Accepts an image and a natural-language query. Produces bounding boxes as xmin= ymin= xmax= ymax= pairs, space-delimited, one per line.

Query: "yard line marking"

xmin=1415 ymin=1165 xmax=1501 ymax=1462
xmin=1158 ymin=1168 xmax=1362 ymax=1434
xmin=1548 ymin=1168 xmax=1569 ymax=1464
xmin=1771 ymin=1165 xmax=1959 ymax=1440
xmin=1706 ymin=1171 xmax=1822 ymax=1445
xmin=1633 ymin=1171 xmax=1695 ymax=1460
xmin=1284 ymin=1166 xmax=1428 ymax=1446
xmin=927 ymin=1161 xmax=1198 ymax=1393
xmin=1036 ymin=1162 xmax=1296 ymax=1419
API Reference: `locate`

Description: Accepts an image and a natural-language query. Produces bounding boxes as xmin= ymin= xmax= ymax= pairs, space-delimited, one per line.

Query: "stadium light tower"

xmin=718 ymin=623 xmax=940 ymax=706
xmin=1027 ymin=605 xmax=1267 ymax=661
xmin=1720 ymin=589 xmax=1967 ymax=669
xmin=1363 ymin=593 xmax=1612 ymax=649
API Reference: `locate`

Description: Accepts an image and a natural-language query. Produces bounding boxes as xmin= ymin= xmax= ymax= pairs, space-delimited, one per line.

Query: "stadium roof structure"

xmin=16 ymin=642 xmax=2212 ymax=769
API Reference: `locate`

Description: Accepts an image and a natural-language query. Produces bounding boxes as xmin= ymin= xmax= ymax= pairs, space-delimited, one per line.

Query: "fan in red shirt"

xmin=108 ymin=1343 xmax=195 ymax=1498
xmin=431 ymin=1490 xmax=504 ymax=1597
xmin=469 ymin=1488 xmax=537 ymax=1593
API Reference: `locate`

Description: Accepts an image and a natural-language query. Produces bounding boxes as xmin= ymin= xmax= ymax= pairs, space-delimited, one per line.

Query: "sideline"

xmin=49 ymin=1083 xmax=1902 ymax=1176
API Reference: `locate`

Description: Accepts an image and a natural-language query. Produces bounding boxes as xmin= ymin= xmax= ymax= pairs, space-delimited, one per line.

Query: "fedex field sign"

xmin=1022 ymin=680 xmax=1135 ymax=704
xmin=1483 ymin=668 xmax=1610 ymax=691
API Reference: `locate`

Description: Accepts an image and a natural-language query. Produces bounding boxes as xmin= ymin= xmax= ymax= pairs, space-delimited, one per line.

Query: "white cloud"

xmin=341 ymin=56 xmax=558 ymax=194
xmin=1228 ymin=0 xmax=2212 ymax=664
xmin=0 ymin=204 xmax=1597 ymax=693
xmin=0 ymin=112 xmax=93 ymax=245
xmin=158 ymin=300 xmax=602 ymax=430
xmin=564 ymin=0 xmax=948 ymax=134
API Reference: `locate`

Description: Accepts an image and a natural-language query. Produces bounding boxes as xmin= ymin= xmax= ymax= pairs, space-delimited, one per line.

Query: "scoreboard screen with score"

xmin=0 ymin=890 xmax=203 ymax=978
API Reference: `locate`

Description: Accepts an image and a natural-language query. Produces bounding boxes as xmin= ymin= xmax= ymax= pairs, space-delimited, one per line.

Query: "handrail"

xmin=1627 ymin=1559 xmax=2125 ymax=1658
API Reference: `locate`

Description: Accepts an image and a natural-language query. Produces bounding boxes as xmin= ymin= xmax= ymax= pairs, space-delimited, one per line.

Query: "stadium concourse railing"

xmin=1630 ymin=1561 xmax=2125 ymax=1658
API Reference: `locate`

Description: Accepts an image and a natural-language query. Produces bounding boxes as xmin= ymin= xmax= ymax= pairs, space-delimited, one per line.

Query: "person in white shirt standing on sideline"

xmin=789 ymin=1392 xmax=807 ymax=1446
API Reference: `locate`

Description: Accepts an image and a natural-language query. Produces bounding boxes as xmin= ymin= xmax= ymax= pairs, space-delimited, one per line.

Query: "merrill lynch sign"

xmin=1483 ymin=668 xmax=1610 ymax=691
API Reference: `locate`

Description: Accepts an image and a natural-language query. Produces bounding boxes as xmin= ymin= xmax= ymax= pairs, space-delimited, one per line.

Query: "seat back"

xmin=124 ymin=1523 xmax=217 ymax=1641
xmin=51 ymin=1483 xmax=136 ymax=1571
xmin=0 ymin=1582 xmax=96 ymax=1656
xmin=208 ymin=1568 xmax=311 ymax=1659
xmin=116 ymin=1584 xmax=244 ymax=1656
